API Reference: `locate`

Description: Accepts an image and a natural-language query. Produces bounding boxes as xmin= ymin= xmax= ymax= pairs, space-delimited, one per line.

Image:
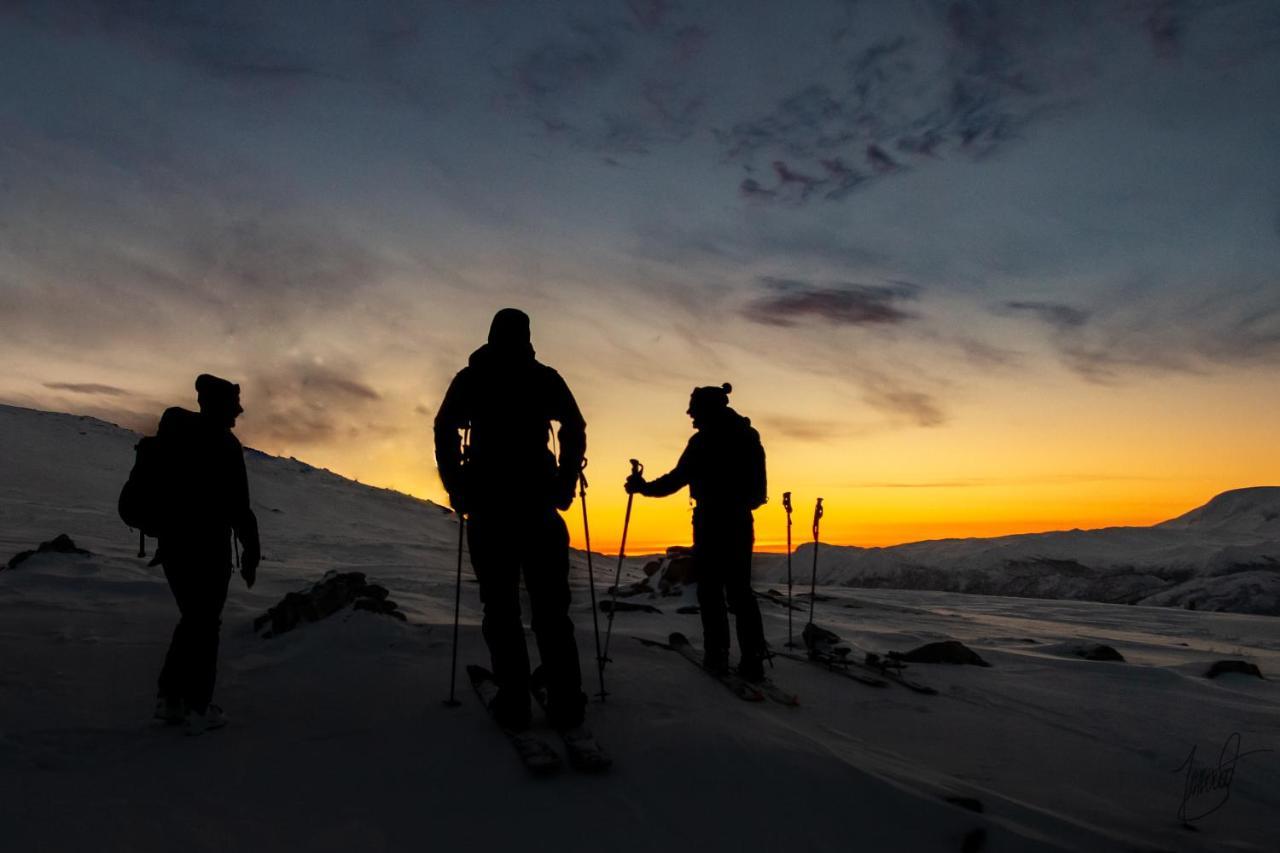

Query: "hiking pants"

xmin=467 ymin=506 xmax=584 ymax=714
xmin=694 ymin=507 xmax=766 ymax=662
xmin=158 ymin=557 xmax=231 ymax=713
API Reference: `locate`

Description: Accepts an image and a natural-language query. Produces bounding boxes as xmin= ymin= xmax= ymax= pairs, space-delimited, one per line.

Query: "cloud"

xmin=8 ymin=1 xmax=337 ymax=83
xmin=1002 ymin=285 xmax=1280 ymax=382
xmin=1003 ymin=300 xmax=1091 ymax=330
xmin=241 ymin=361 xmax=387 ymax=447
xmin=861 ymin=379 xmax=945 ymax=428
xmin=712 ymin=3 xmax=1113 ymax=204
xmin=42 ymin=382 xmax=130 ymax=397
xmin=742 ymin=277 xmax=918 ymax=327
xmin=758 ymin=415 xmax=865 ymax=442
xmin=493 ymin=4 xmax=710 ymax=157
xmin=848 ymin=473 xmax=1158 ymax=488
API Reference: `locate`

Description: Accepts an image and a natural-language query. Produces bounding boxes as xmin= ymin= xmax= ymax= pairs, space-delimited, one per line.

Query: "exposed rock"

xmin=660 ymin=551 xmax=698 ymax=587
xmin=1076 ymin=643 xmax=1124 ymax=662
xmin=609 ymin=546 xmax=698 ymax=598
xmin=889 ymin=640 xmax=991 ymax=667
xmin=1040 ymin=641 xmax=1126 ymax=662
xmin=254 ymin=570 xmax=405 ymax=637
xmin=1205 ymin=660 xmax=1263 ymax=679
xmin=5 ymin=534 xmax=91 ymax=571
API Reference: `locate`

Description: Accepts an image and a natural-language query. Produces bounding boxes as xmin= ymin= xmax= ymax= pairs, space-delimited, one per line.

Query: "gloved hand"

xmin=624 ymin=473 xmax=647 ymax=495
xmin=240 ymin=539 xmax=261 ymax=589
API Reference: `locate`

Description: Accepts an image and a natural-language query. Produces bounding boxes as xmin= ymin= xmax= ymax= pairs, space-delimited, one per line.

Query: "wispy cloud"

xmin=242 ymin=361 xmax=388 ymax=447
xmin=742 ymin=277 xmax=918 ymax=327
xmin=42 ymin=382 xmax=130 ymax=397
xmin=1004 ymin=300 xmax=1091 ymax=330
xmin=1002 ymin=286 xmax=1280 ymax=382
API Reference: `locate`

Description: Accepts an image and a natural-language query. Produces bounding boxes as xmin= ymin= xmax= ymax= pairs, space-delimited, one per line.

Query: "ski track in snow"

xmin=2 ymin=404 xmax=1278 ymax=852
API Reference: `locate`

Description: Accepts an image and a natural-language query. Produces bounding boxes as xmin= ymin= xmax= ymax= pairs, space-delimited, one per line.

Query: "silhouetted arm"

xmin=549 ymin=370 xmax=586 ymax=482
xmin=433 ymin=370 xmax=470 ymax=499
xmin=748 ymin=427 xmax=767 ymax=509
xmin=230 ymin=438 xmax=260 ymax=583
xmin=639 ymin=442 xmax=693 ymax=498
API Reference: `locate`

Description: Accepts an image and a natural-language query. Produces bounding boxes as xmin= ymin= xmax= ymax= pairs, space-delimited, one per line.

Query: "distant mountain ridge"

xmin=1157 ymin=486 xmax=1280 ymax=537
xmin=757 ymin=487 xmax=1280 ymax=615
xmin=4 ymin=403 xmax=1276 ymax=616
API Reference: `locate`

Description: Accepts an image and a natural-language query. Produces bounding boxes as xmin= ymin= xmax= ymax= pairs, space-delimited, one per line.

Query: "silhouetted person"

xmin=625 ymin=383 xmax=769 ymax=681
xmin=434 ymin=308 xmax=587 ymax=731
xmin=154 ymin=374 xmax=260 ymax=734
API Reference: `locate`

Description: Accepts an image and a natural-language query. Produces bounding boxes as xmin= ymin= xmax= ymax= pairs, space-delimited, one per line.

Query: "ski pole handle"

xmin=782 ymin=491 xmax=792 ymax=515
xmin=629 ymin=458 xmax=643 ymax=478
xmin=812 ymin=497 xmax=823 ymax=541
xmin=579 ymin=457 xmax=589 ymax=497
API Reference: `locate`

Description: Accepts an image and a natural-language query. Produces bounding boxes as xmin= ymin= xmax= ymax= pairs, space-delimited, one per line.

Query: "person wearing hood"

xmin=624 ymin=383 xmax=769 ymax=682
xmin=434 ymin=308 xmax=587 ymax=731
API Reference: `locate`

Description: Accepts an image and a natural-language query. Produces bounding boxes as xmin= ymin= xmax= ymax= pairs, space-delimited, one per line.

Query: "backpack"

xmin=118 ymin=434 xmax=169 ymax=545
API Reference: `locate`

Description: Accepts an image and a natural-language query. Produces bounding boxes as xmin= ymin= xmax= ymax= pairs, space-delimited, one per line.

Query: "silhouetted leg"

xmin=524 ymin=509 xmax=583 ymax=726
xmin=694 ymin=513 xmax=730 ymax=667
xmin=724 ymin=515 xmax=766 ymax=662
xmin=159 ymin=560 xmax=231 ymax=712
xmin=157 ymin=564 xmax=191 ymax=703
xmin=467 ymin=512 xmax=532 ymax=700
xmin=187 ymin=567 xmax=231 ymax=713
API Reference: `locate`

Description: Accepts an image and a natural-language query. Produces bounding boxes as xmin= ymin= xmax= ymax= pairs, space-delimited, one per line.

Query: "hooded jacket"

xmin=433 ymin=341 xmax=585 ymax=509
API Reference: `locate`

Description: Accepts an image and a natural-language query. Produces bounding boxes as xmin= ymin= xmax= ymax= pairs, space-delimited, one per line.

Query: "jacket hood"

xmin=468 ymin=340 xmax=537 ymax=369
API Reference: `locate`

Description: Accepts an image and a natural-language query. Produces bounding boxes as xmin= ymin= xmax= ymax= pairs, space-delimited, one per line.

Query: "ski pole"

xmin=808 ymin=497 xmax=823 ymax=627
xmin=783 ymin=491 xmax=795 ymax=647
xmin=444 ymin=510 xmax=466 ymax=708
xmin=599 ymin=459 xmax=642 ymax=687
xmin=579 ymin=458 xmax=607 ymax=702
xmin=444 ymin=428 xmax=470 ymax=709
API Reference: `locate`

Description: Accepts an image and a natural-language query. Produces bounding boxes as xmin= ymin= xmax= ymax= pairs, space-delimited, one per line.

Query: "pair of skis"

xmin=638 ymin=633 xmax=800 ymax=707
xmin=467 ymin=664 xmax=611 ymax=775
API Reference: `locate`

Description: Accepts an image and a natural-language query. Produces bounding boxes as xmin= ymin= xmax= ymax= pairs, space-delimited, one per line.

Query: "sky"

xmin=2 ymin=0 xmax=1279 ymax=553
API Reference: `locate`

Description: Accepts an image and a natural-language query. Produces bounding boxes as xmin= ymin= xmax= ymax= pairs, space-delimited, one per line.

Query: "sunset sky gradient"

xmin=3 ymin=0 xmax=1279 ymax=553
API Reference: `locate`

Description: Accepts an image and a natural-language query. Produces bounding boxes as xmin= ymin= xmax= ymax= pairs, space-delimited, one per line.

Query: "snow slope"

xmin=2 ymin=404 xmax=1278 ymax=852
xmin=754 ymin=492 xmax=1280 ymax=615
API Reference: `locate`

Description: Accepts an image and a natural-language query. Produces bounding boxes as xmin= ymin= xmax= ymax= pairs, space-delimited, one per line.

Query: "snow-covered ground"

xmin=2 ymin=404 xmax=1278 ymax=852
xmin=753 ymin=491 xmax=1280 ymax=615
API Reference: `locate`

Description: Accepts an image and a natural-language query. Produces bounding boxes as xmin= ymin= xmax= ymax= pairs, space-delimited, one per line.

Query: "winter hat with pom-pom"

xmin=688 ymin=382 xmax=732 ymax=414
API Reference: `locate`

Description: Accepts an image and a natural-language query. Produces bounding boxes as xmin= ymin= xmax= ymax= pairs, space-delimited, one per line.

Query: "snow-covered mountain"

xmin=3 ymin=403 xmax=1279 ymax=853
xmin=756 ymin=489 xmax=1280 ymax=615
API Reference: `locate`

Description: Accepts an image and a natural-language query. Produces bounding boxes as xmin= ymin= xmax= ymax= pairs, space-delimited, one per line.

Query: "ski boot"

xmin=185 ymin=704 xmax=228 ymax=736
xmin=153 ymin=693 xmax=186 ymax=726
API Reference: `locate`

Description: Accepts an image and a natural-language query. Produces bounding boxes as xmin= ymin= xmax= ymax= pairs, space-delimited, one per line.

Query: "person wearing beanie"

xmin=625 ymin=383 xmax=770 ymax=681
xmin=434 ymin=309 xmax=588 ymax=732
xmin=151 ymin=374 xmax=260 ymax=734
